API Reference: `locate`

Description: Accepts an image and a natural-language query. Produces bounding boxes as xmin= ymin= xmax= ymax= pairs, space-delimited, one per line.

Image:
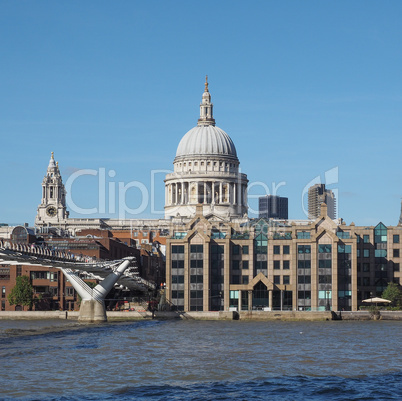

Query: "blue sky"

xmin=1 ymin=1 xmax=401 ymax=226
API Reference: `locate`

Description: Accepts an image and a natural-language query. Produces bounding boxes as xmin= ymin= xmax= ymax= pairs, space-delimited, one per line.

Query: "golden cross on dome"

xmin=51 ymin=151 xmax=54 ymax=159
xmin=205 ymin=75 xmax=209 ymax=92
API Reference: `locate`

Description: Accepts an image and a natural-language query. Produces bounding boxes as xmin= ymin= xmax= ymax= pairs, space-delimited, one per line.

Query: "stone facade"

xmin=166 ymin=204 xmax=402 ymax=312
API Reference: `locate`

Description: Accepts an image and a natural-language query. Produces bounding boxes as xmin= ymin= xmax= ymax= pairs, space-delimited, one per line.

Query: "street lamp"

xmin=326 ymin=290 xmax=330 ymax=311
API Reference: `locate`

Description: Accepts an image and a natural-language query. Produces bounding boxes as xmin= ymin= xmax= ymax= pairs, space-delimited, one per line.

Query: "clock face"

xmin=46 ymin=206 xmax=57 ymax=217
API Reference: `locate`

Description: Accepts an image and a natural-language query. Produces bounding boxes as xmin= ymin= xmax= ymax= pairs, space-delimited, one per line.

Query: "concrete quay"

xmin=1 ymin=310 xmax=402 ymax=321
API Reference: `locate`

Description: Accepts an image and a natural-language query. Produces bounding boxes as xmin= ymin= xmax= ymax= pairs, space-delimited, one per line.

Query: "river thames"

xmin=0 ymin=319 xmax=401 ymax=400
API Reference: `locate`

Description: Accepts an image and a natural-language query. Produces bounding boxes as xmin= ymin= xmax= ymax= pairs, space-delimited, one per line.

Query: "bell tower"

xmin=35 ymin=152 xmax=69 ymax=227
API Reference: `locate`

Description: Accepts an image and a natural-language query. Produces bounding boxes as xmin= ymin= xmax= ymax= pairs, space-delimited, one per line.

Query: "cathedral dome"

xmin=174 ymin=76 xmax=238 ymax=161
xmin=164 ymin=77 xmax=249 ymax=220
xmin=175 ymin=125 xmax=237 ymax=159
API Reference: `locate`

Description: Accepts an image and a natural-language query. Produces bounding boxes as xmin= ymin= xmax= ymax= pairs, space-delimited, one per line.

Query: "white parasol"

xmin=362 ymin=297 xmax=391 ymax=304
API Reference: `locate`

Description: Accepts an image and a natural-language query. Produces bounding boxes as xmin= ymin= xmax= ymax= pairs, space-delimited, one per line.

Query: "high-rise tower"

xmin=35 ymin=152 xmax=69 ymax=227
xmin=308 ymin=184 xmax=336 ymax=220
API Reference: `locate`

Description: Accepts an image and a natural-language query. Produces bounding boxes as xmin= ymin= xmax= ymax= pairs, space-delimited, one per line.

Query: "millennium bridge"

xmin=0 ymin=240 xmax=155 ymax=322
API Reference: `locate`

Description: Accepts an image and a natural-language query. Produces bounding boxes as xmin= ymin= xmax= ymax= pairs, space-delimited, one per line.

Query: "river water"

xmin=0 ymin=319 xmax=401 ymax=400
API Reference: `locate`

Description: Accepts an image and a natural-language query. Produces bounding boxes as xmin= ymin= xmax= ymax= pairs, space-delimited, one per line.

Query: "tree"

xmin=8 ymin=276 xmax=34 ymax=310
xmin=382 ymin=282 xmax=402 ymax=308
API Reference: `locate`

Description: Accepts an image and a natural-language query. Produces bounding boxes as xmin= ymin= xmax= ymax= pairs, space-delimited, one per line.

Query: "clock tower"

xmin=35 ymin=152 xmax=69 ymax=227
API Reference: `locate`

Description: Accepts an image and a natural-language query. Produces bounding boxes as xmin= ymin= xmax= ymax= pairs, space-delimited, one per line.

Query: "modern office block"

xmin=259 ymin=195 xmax=288 ymax=219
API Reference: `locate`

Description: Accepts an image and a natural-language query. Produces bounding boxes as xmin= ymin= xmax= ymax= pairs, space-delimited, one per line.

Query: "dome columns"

xmin=164 ymin=175 xmax=248 ymax=218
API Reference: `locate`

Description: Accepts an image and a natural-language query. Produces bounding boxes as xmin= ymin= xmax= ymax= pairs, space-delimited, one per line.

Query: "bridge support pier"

xmin=79 ymin=299 xmax=107 ymax=323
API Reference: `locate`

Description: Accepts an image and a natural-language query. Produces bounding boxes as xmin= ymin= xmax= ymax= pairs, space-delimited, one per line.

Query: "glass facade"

xmin=374 ymin=223 xmax=388 ymax=295
xmin=338 ymin=244 xmax=352 ymax=310
xmin=318 ymin=244 xmax=332 ymax=311
xmin=190 ymin=244 xmax=203 ymax=311
xmin=297 ymin=245 xmax=311 ymax=310
xmin=171 ymin=245 xmax=185 ymax=310
xmin=254 ymin=233 xmax=268 ymax=275
xmin=210 ymin=244 xmax=224 ymax=311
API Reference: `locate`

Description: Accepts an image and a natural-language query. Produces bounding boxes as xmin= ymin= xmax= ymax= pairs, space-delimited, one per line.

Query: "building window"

xmin=273 ymin=246 xmax=280 ymax=255
xmin=394 ymin=249 xmax=400 ymax=258
xmin=232 ymin=260 xmax=240 ymax=270
xmin=242 ymin=261 xmax=249 ymax=270
xmin=1 ymin=286 xmax=5 ymax=298
xmin=274 ymin=275 xmax=280 ymax=285
xmin=255 ymin=234 xmax=267 ymax=254
xmin=283 ymin=260 xmax=290 ymax=269
xmin=375 ymin=249 xmax=387 ymax=258
xmin=66 ymin=287 xmax=75 ymax=296
xmin=229 ymin=290 xmax=239 ymax=308
xmin=298 ymin=291 xmax=311 ymax=299
xmin=363 ymin=277 xmax=370 ymax=286
xmin=374 ymin=223 xmax=387 ymax=243
xmin=283 ymin=275 xmax=290 ymax=285
xmin=172 ymin=245 xmax=185 ymax=254
xmin=172 ymin=275 xmax=184 ymax=284
xmin=242 ymin=276 xmax=249 ymax=285
xmin=0 ymin=268 xmax=10 ymax=280
xmin=274 ymin=261 xmax=280 ymax=270
xmin=242 ymin=245 xmax=249 ymax=255
xmin=298 ymin=245 xmax=311 ymax=254
xmin=283 ymin=245 xmax=290 ymax=255
xmin=319 ymin=275 xmax=332 ymax=284
xmin=363 ymin=263 xmax=370 ymax=272
xmin=50 ymin=272 xmax=58 ymax=282
xmin=49 ymin=287 xmax=58 ymax=296
xmin=338 ymin=244 xmax=352 ymax=254
xmin=298 ymin=275 xmax=311 ymax=284
xmin=298 ymin=259 xmax=311 ymax=269
xmin=232 ymin=245 xmax=240 ymax=255
xmin=393 ymin=235 xmax=400 ymax=244
xmin=318 ymin=244 xmax=332 ymax=253
xmin=31 ymin=271 xmax=49 ymax=280
xmin=363 ymin=249 xmax=370 ymax=258
xmin=363 ymin=235 xmax=370 ymax=243
xmin=16 ymin=266 xmax=22 ymax=277
xmin=173 ymin=232 xmax=187 ymax=239
xmin=190 ymin=244 xmax=203 ymax=253
xmin=337 ymin=231 xmax=350 ymax=239
xmin=394 ymin=263 xmax=400 ymax=272
xmin=297 ymin=231 xmax=310 ymax=239
xmin=318 ymin=259 xmax=332 ymax=268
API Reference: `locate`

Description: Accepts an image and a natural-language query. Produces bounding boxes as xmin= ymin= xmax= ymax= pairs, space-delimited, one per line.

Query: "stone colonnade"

xmin=166 ymin=181 xmax=247 ymax=206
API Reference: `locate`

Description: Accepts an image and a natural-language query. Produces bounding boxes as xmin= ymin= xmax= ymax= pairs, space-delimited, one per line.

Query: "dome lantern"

xmin=198 ymin=75 xmax=215 ymax=127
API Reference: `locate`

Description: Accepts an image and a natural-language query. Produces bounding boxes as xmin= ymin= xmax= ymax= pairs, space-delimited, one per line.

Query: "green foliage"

xmin=382 ymin=282 xmax=402 ymax=308
xmin=8 ymin=276 xmax=34 ymax=310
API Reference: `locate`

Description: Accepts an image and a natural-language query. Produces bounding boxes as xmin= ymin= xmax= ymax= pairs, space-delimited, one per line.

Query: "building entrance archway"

xmin=252 ymin=281 xmax=269 ymax=309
